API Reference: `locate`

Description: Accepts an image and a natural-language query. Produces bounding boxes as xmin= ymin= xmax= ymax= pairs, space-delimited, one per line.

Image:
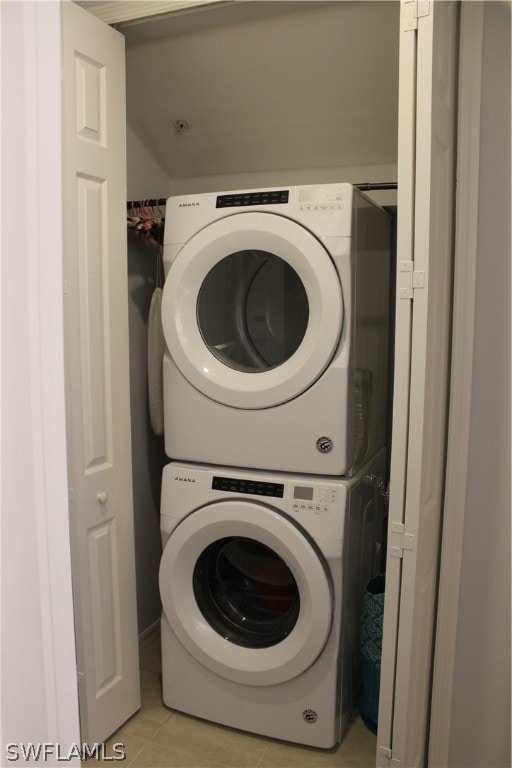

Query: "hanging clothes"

xmin=127 ymin=200 xmax=165 ymax=247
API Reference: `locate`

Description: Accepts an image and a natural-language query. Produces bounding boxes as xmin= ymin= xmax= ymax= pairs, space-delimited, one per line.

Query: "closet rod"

xmin=355 ymin=182 xmax=397 ymax=191
xmin=127 ymin=198 xmax=167 ymax=209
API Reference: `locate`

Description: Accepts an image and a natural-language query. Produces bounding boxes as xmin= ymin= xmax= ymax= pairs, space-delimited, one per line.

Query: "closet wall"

xmin=126 ymin=127 xmax=171 ymax=633
xmin=124 ymin=1 xmax=399 ymax=634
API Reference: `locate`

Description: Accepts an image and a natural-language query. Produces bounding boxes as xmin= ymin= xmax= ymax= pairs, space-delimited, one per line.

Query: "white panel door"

xmin=377 ymin=2 xmax=458 ymax=766
xmin=62 ymin=2 xmax=140 ymax=744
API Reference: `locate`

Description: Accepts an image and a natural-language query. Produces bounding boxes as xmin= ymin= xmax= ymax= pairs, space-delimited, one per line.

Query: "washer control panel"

xmin=211 ymin=474 xmax=339 ymax=513
xmin=297 ymin=185 xmax=345 ymax=212
xmin=292 ymin=484 xmax=339 ymax=513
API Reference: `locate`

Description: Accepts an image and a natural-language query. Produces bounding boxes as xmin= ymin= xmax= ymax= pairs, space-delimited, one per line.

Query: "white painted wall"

xmin=127 ymin=120 xmax=173 ymax=200
xmin=0 ymin=1 xmax=80 ymax=762
xmin=168 ymin=165 xmax=398 ymax=206
xmin=446 ymin=4 xmax=511 ymax=766
xmin=124 ymin=2 xmax=400 ymax=182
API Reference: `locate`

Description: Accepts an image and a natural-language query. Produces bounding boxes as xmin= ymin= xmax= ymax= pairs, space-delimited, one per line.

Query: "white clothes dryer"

xmin=161 ymin=183 xmax=390 ymax=476
xmin=159 ymin=450 xmax=385 ymax=748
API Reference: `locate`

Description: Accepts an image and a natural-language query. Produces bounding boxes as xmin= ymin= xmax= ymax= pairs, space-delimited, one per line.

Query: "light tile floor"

xmin=100 ymin=632 xmax=377 ymax=768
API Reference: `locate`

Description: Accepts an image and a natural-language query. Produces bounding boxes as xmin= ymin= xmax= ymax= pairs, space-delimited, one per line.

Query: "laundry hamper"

xmin=360 ymin=574 xmax=385 ymax=733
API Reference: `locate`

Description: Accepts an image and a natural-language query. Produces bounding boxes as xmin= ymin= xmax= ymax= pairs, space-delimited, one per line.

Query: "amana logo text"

xmin=178 ymin=202 xmax=200 ymax=207
xmin=175 ymin=476 xmax=196 ymax=483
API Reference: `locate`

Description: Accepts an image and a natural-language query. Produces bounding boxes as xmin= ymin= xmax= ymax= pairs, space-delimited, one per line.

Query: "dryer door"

xmin=161 ymin=212 xmax=343 ymax=409
xmin=159 ymin=500 xmax=333 ymax=686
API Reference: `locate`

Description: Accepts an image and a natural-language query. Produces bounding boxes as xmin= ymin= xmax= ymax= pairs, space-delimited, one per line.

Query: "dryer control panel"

xmin=216 ymin=190 xmax=289 ymax=208
xmin=212 ymin=475 xmax=284 ymax=498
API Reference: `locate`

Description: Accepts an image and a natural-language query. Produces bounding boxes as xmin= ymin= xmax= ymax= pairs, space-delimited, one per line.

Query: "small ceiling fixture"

xmin=174 ymin=119 xmax=191 ymax=134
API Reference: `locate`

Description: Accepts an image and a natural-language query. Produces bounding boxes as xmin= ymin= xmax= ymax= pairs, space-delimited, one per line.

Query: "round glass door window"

xmin=193 ymin=536 xmax=300 ymax=648
xmin=197 ymin=250 xmax=309 ymax=373
xmin=159 ymin=498 xmax=334 ymax=685
xmin=161 ymin=212 xmax=343 ymax=409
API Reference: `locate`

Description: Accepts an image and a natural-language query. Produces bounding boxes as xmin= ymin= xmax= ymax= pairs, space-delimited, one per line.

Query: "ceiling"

xmin=76 ymin=0 xmax=227 ymax=25
xmin=84 ymin=1 xmax=400 ymax=180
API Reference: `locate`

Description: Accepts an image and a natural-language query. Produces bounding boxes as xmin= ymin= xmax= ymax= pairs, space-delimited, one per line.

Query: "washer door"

xmin=161 ymin=212 xmax=343 ymax=409
xmin=159 ymin=500 xmax=333 ymax=686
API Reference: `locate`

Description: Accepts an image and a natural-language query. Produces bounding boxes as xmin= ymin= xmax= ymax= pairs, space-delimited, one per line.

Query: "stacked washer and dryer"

xmin=158 ymin=183 xmax=390 ymax=748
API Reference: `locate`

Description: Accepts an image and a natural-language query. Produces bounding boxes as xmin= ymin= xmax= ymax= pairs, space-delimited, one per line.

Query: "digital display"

xmin=298 ymin=189 xmax=328 ymax=203
xmin=298 ymin=187 xmax=344 ymax=205
xmin=294 ymin=486 xmax=314 ymax=501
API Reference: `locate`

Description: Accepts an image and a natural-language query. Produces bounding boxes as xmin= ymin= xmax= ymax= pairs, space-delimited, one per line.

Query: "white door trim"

xmin=428 ymin=4 xmax=484 ymax=763
xmin=376 ymin=0 xmax=417 ymax=755
xmin=378 ymin=2 xmax=458 ymax=764
xmin=0 ymin=0 xmax=80 ymax=756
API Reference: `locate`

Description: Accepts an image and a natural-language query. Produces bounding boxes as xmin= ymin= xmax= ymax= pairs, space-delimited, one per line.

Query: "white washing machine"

xmin=159 ymin=450 xmax=385 ymax=748
xmin=161 ymin=183 xmax=390 ymax=476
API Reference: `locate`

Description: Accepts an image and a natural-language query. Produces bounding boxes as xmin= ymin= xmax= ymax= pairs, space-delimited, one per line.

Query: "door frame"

xmin=1 ymin=0 xmax=475 ymax=761
xmin=0 ymin=0 xmax=81 ymax=756
xmin=429 ymin=3 xmax=511 ymax=763
xmin=378 ymin=2 xmax=459 ymax=764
